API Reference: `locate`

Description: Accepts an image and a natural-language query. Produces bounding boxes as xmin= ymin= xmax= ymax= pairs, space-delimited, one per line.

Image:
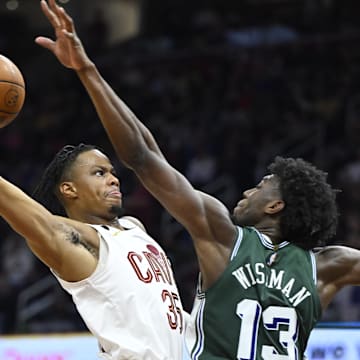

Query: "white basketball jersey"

xmin=54 ymin=218 xmax=185 ymax=359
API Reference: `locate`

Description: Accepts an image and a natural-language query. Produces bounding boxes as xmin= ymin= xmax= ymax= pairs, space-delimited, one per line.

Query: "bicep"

xmin=338 ymin=248 xmax=360 ymax=286
xmin=0 ymin=178 xmax=97 ymax=281
xmin=27 ymin=219 xmax=99 ymax=281
xmin=317 ymin=246 xmax=360 ymax=289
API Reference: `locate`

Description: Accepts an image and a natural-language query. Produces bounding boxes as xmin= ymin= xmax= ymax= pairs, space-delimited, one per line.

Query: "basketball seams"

xmin=0 ymin=80 xmax=25 ymax=88
xmin=0 ymin=55 xmax=25 ymax=127
xmin=0 ymin=110 xmax=21 ymax=115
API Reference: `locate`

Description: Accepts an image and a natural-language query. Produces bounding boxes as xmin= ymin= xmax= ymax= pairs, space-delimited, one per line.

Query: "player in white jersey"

xmin=55 ymin=218 xmax=185 ymax=359
xmin=0 ymin=143 xmax=186 ymax=359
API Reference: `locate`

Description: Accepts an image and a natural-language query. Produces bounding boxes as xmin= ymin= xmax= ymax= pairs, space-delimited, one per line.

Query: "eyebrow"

xmin=93 ymin=164 xmax=116 ymax=171
xmin=96 ymin=164 xmax=118 ymax=174
xmin=78 ymin=163 xmax=115 ymax=173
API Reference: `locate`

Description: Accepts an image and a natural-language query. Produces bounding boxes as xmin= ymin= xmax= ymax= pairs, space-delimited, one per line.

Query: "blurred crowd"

xmin=1 ymin=1 xmax=360 ymax=334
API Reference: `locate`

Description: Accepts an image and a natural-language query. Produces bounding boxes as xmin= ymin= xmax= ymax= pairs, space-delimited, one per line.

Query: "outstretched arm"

xmin=35 ymin=0 xmax=237 ymax=287
xmin=316 ymin=245 xmax=360 ymax=310
xmin=35 ymin=0 xmax=163 ymax=163
xmin=0 ymin=176 xmax=98 ymax=281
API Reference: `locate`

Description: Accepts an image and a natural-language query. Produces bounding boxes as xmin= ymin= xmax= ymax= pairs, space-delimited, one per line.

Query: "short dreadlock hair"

xmin=33 ymin=144 xmax=99 ymax=216
xmin=268 ymin=156 xmax=339 ymax=250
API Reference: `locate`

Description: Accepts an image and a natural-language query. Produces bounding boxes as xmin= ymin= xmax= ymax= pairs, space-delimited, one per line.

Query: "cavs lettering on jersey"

xmin=186 ymin=226 xmax=321 ymax=360
xmin=53 ymin=219 xmax=185 ymax=360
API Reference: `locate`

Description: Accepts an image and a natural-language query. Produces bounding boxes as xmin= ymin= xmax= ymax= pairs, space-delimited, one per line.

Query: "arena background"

xmin=0 ymin=0 xmax=360 ymax=357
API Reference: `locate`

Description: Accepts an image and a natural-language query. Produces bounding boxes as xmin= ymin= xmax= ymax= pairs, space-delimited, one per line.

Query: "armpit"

xmin=63 ymin=225 xmax=98 ymax=258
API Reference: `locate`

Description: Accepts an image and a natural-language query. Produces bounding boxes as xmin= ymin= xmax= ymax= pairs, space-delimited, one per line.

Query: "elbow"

xmin=121 ymin=147 xmax=149 ymax=171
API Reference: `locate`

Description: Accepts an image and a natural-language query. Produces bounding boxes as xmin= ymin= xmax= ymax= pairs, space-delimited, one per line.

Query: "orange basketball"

xmin=0 ymin=55 xmax=25 ymax=128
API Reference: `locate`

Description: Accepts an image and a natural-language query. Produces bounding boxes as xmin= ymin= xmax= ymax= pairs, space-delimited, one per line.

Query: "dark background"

xmin=1 ymin=0 xmax=360 ymax=333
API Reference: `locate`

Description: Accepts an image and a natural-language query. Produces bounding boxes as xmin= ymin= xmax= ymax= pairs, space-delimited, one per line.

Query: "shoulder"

xmin=120 ymin=216 xmax=147 ymax=233
xmin=315 ymin=245 xmax=360 ymax=280
xmin=315 ymin=245 xmax=350 ymax=270
xmin=315 ymin=245 xmax=359 ymax=263
xmin=315 ymin=245 xmax=360 ymax=308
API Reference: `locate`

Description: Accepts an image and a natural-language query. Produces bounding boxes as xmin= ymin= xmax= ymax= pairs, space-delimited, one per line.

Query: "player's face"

xmin=66 ymin=150 xmax=122 ymax=219
xmin=233 ymin=175 xmax=282 ymax=226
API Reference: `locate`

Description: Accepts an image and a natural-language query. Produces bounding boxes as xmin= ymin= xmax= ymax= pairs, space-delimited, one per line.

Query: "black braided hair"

xmin=32 ymin=144 xmax=99 ymax=216
xmin=268 ymin=156 xmax=339 ymax=250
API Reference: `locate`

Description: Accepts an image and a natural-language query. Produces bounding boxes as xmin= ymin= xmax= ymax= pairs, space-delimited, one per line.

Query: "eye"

xmin=95 ymin=169 xmax=105 ymax=176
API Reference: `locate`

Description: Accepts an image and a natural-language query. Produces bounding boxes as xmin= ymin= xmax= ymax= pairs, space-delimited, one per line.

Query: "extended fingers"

xmin=40 ymin=0 xmax=62 ymax=30
xmin=47 ymin=0 xmax=76 ymax=36
xmin=58 ymin=6 xmax=77 ymax=35
xmin=34 ymin=36 xmax=56 ymax=52
xmin=48 ymin=0 xmax=68 ymax=29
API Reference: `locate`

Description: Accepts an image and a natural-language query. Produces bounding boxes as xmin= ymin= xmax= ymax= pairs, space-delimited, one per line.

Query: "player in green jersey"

xmin=36 ymin=1 xmax=360 ymax=359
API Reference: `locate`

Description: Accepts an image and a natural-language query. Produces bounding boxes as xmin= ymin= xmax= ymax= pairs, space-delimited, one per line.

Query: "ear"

xmin=59 ymin=181 xmax=78 ymax=200
xmin=264 ymin=200 xmax=285 ymax=215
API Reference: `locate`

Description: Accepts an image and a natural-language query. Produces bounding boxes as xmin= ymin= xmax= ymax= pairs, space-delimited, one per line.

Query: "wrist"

xmin=76 ymin=61 xmax=96 ymax=74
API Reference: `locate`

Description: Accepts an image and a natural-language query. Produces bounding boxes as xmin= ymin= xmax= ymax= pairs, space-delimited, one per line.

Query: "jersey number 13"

xmin=236 ymin=299 xmax=299 ymax=360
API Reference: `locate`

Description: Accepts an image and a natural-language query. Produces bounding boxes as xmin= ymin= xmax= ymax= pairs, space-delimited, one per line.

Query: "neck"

xmin=66 ymin=208 xmax=120 ymax=227
xmin=254 ymin=225 xmax=282 ymax=245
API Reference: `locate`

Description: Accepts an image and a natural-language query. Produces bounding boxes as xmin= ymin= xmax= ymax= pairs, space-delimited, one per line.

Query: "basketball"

xmin=0 ymin=55 xmax=25 ymax=128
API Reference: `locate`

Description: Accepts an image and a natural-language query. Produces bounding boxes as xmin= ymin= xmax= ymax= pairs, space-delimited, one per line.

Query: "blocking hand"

xmin=35 ymin=0 xmax=92 ymax=71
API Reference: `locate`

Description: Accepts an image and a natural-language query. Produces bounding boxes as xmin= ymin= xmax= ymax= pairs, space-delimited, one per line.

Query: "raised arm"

xmin=35 ymin=0 xmax=237 ymax=287
xmin=0 ymin=176 xmax=98 ymax=281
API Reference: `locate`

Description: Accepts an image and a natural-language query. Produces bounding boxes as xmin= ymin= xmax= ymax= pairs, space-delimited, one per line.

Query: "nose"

xmin=109 ymin=173 xmax=120 ymax=187
xmin=243 ymin=189 xmax=250 ymax=198
xmin=243 ymin=188 xmax=254 ymax=198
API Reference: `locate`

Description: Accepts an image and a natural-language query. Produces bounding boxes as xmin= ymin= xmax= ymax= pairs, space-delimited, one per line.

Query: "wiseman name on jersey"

xmin=232 ymin=262 xmax=311 ymax=307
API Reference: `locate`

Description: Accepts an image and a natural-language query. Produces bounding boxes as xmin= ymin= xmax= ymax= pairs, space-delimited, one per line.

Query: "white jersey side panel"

xmin=54 ymin=219 xmax=185 ymax=360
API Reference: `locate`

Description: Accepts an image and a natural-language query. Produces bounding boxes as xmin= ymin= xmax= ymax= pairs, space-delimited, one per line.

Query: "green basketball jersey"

xmin=186 ymin=226 xmax=321 ymax=360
